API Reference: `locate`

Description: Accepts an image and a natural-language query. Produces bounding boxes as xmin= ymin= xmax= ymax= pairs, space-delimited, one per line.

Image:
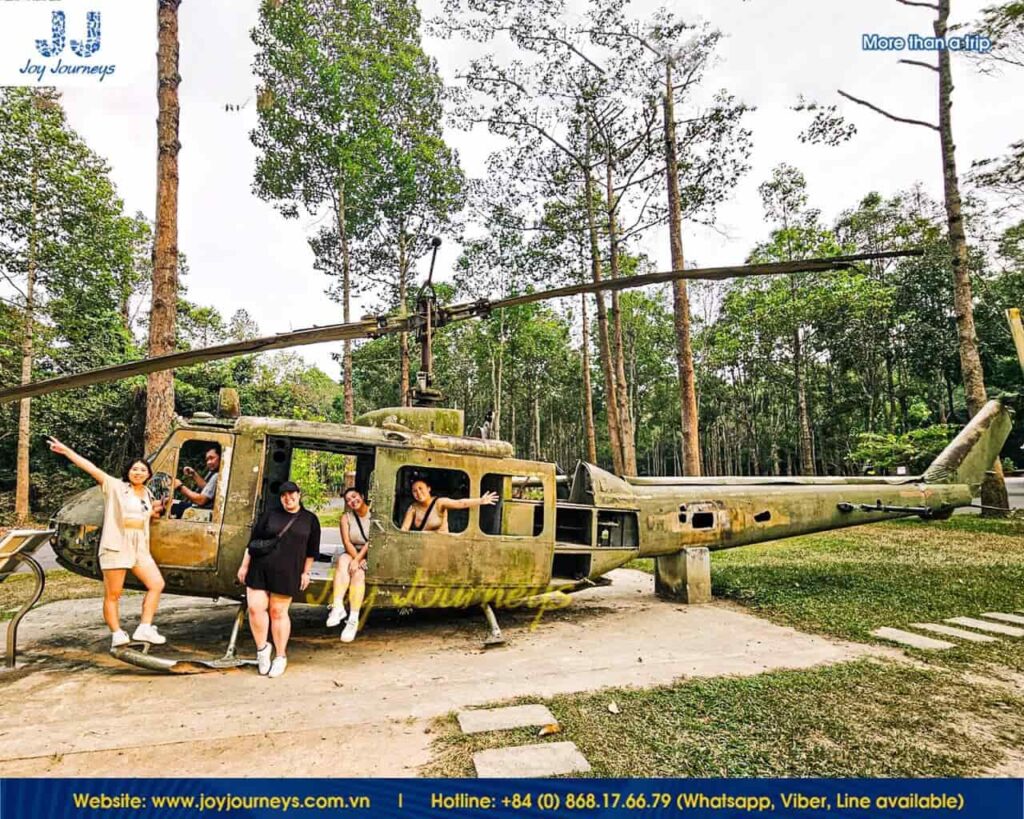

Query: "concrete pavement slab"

xmin=870 ymin=627 xmax=955 ymax=650
xmin=458 ymin=705 xmax=557 ymax=735
xmin=910 ymin=623 xmax=998 ymax=643
xmin=945 ymin=617 xmax=1024 ymax=637
xmin=473 ymin=742 xmax=590 ymax=778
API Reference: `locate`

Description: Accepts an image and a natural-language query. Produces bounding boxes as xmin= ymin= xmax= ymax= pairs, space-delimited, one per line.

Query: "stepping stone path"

xmin=981 ymin=612 xmax=1024 ymax=627
xmin=871 ymin=611 xmax=1024 ymax=651
xmin=911 ymin=623 xmax=997 ymax=643
xmin=473 ymin=742 xmax=591 ymax=778
xmin=945 ymin=617 xmax=1024 ymax=637
xmin=870 ymin=627 xmax=955 ymax=650
xmin=458 ymin=705 xmax=557 ymax=735
xmin=458 ymin=704 xmax=591 ymax=778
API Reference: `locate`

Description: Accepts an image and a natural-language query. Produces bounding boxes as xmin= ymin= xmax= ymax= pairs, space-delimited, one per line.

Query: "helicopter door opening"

xmin=258 ymin=437 xmax=376 ymax=579
xmin=149 ymin=432 xmax=233 ymax=569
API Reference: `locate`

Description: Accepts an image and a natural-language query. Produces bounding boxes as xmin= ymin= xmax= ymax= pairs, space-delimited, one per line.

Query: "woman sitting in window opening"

xmin=400 ymin=477 xmax=499 ymax=534
xmin=47 ymin=437 xmax=167 ymax=651
xmin=326 ymin=487 xmax=371 ymax=642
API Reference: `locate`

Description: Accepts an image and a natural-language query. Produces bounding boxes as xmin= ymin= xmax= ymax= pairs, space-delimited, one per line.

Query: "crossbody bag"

xmin=247 ymin=514 xmax=299 ymax=558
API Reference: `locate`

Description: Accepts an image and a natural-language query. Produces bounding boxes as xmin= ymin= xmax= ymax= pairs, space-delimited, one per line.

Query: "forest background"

xmin=1 ymin=0 xmax=1023 ymax=520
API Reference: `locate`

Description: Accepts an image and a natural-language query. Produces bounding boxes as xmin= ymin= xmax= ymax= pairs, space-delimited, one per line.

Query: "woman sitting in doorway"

xmin=326 ymin=487 xmax=371 ymax=643
xmin=400 ymin=476 xmax=498 ymax=534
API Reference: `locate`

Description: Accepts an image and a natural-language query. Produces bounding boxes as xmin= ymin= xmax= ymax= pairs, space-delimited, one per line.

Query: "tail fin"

xmin=923 ymin=400 xmax=1014 ymax=493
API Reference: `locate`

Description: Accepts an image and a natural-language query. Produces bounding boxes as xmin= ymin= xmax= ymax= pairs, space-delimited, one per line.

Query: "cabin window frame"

xmin=479 ymin=472 xmax=549 ymax=539
xmin=150 ymin=431 xmax=232 ymax=524
xmin=392 ymin=465 xmax=473 ymax=535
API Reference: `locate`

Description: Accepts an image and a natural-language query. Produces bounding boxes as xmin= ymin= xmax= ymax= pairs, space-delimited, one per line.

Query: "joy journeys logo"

xmin=21 ymin=10 xmax=117 ymax=82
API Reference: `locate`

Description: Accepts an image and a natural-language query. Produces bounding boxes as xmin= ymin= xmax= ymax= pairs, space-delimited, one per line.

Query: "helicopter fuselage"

xmin=49 ymin=404 xmax=1002 ymax=611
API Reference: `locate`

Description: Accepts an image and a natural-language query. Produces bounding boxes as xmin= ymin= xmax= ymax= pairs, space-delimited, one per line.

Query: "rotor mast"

xmin=410 ymin=237 xmax=444 ymax=407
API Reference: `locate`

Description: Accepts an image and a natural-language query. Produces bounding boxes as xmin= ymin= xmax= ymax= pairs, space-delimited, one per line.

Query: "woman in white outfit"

xmin=47 ymin=437 xmax=167 ymax=650
xmin=326 ymin=487 xmax=370 ymax=642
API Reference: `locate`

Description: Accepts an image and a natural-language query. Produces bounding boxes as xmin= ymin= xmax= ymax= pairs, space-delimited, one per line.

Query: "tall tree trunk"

xmin=398 ymin=230 xmax=410 ymax=407
xmin=146 ymin=0 xmax=182 ymax=453
xmin=336 ymin=179 xmax=354 ymax=423
xmin=494 ymin=314 xmax=504 ymax=437
xmin=605 ymin=159 xmax=637 ymax=476
xmin=15 ymin=163 xmax=38 ymax=525
xmin=532 ymin=394 xmax=541 ymax=460
xmin=510 ymin=395 xmax=516 ymax=455
xmin=663 ymin=61 xmax=701 ymax=476
xmin=583 ymin=160 xmax=623 ymax=475
xmin=580 ymin=292 xmax=598 ymax=464
xmin=793 ymin=325 xmax=815 ymax=475
xmin=935 ymin=0 xmax=1008 ymax=513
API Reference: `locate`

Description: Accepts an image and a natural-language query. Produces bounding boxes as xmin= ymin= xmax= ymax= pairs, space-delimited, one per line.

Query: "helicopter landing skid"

xmin=109 ymin=602 xmax=257 ymax=674
xmin=481 ymin=603 xmax=506 ymax=648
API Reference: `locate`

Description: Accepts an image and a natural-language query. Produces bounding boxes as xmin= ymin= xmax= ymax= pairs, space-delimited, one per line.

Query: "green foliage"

xmin=252 ymin=0 xmax=463 ymax=317
xmin=693 ymin=180 xmax=1021 ymax=476
xmin=848 ymin=424 xmax=957 ymax=474
xmin=0 ymin=89 xmax=149 ymax=508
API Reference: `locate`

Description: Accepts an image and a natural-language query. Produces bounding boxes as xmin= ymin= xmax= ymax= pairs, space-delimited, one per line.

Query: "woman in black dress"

xmin=236 ymin=481 xmax=321 ymax=678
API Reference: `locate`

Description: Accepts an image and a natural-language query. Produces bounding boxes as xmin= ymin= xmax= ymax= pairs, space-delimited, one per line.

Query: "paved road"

xmin=25 ymin=478 xmax=1023 ymax=574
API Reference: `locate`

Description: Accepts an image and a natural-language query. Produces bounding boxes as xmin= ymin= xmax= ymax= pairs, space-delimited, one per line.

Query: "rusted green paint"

xmin=49 ymin=400 xmax=1013 ymax=610
xmin=355 ymin=407 xmax=465 ymax=437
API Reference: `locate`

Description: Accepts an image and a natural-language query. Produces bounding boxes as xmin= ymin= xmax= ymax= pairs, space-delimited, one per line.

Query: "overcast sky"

xmin=57 ymin=0 xmax=1023 ymax=378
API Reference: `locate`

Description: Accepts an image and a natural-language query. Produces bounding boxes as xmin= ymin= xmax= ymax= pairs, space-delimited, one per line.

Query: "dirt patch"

xmin=0 ymin=570 xmax=887 ymax=777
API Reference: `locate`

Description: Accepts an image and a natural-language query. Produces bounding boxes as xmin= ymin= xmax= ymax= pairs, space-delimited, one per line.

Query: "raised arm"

xmin=47 ymin=437 xmax=108 ymax=486
xmin=439 ymin=491 xmax=499 ymax=511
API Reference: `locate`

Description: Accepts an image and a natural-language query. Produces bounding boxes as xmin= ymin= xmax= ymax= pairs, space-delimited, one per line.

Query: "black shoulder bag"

xmin=247 ymin=514 xmax=299 ymax=558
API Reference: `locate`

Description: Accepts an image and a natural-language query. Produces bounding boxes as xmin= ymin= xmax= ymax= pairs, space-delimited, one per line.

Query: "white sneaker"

xmin=256 ymin=644 xmax=272 ymax=676
xmin=340 ymin=618 xmax=359 ymax=643
xmin=326 ymin=605 xmax=346 ymax=628
xmin=110 ymin=629 xmax=130 ymax=650
xmin=268 ymin=656 xmax=288 ymax=678
xmin=131 ymin=623 xmax=167 ymax=645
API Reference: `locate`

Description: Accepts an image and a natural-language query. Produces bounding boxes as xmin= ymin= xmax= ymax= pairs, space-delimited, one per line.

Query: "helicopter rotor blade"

xmin=443 ymin=250 xmax=924 ymax=319
xmin=0 ymin=249 xmax=921 ymax=405
xmin=0 ymin=316 xmax=399 ymax=405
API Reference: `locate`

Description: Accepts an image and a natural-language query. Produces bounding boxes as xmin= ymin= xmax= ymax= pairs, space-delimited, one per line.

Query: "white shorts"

xmin=99 ymin=529 xmax=157 ymax=571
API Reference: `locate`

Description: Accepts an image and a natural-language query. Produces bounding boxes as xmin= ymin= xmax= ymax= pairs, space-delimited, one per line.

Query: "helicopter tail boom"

xmin=923 ymin=400 xmax=1013 ymax=494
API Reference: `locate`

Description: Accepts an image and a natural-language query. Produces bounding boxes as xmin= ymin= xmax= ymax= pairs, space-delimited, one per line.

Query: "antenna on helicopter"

xmin=410 ymin=237 xmax=445 ymax=408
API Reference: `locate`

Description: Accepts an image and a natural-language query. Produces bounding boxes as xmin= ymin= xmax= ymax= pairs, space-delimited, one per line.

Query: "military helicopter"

xmin=0 ymin=246 xmax=1013 ymax=671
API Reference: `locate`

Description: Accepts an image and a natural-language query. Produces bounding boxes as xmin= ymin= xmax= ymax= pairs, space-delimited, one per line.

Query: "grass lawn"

xmin=708 ymin=516 xmax=1024 ymax=673
xmin=426 ymin=660 xmax=1024 ymax=777
xmin=316 ymin=508 xmax=343 ymax=529
xmin=0 ymin=569 xmax=111 ymax=622
xmin=428 ymin=516 xmax=1024 ymax=777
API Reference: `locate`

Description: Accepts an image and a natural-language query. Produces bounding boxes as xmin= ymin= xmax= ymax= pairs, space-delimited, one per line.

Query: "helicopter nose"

xmin=49 ymin=487 xmax=104 ymax=576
